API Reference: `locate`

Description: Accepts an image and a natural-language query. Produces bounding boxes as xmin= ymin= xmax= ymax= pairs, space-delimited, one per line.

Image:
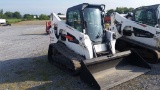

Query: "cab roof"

xmin=67 ymin=3 xmax=105 ymax=12
xmin=135 ymin=4 xmax=160 ymax=10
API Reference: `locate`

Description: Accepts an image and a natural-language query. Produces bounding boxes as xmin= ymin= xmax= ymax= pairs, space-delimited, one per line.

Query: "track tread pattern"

xmin=117 ymin=37 xmax=160 ymax=63
xmin=50 ymin=41 xmax=85 ymax=72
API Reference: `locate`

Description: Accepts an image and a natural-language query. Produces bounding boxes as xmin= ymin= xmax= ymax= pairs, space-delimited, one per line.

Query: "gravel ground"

xmin=0 ymin=25 xmax=160 ymax=90
xmin=0 ymin=25 xmax=91 ymax=90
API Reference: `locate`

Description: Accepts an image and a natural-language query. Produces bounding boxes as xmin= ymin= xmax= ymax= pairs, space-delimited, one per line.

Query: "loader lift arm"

xmin=109 ymin=4 xmax=160 ymax=63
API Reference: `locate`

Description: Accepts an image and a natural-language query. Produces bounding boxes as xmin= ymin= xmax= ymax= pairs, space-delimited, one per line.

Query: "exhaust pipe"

xmin=80 ymin=50 xmax=151 ymax=90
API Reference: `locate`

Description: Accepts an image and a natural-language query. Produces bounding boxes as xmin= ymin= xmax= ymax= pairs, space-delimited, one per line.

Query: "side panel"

xmin=110 ymin=12 xmax=160 ymax=49
xmin=50 ymin=13 xmax=93 ymax=59
xmin=94 ymin=44 xmax=107 ymax=52
xmin=106 ymin=30 xmax=116 ymax=54
xmin=50 ymin=28 xmax=58 ymax=43
xmin=124 ymin=26 xmax=160 ymax=48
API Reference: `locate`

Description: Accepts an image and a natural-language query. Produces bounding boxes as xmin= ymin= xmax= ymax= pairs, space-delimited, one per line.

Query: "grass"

xmin=13 ymin=20 xmax=48 ymax=25
xmin=4 ymin=18 xmax=49 ymax=25
xmin=6 ymin=19 xmax=22 ymax=24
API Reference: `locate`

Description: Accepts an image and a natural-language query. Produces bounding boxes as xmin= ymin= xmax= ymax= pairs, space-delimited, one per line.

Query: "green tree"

xmin=0 ymin=9 xmax=3 ymax=18
xmin=23 ymin=14 xmax=34 ymax=20
xmin=106 ymin=9 xmax=115 ymax=16
xmin=128 ymin=8 xmax=134 ymax=12
xmin=115 ymin=7 xmax=135 ymax=14
xmin=115 ymin=7 xmax=124 ymax=14
xmin=39 ymin=14 xmax=49 ymax=20
xmin=13 ymin=11 xmax=21 ymax=19
xmin=4 ymin=11 xmax=13 ymax=18
xmin=123 ymin=7 xmax=128 ymax=14
xmin=106 ymin=7 xmax=134 ymax=15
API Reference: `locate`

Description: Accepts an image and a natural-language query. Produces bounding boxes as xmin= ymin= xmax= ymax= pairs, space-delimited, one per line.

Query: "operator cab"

xmin=66 ymin=3 xmax=105 ymax=43
xmin=133 ymin=4 xmax=160 ymax=28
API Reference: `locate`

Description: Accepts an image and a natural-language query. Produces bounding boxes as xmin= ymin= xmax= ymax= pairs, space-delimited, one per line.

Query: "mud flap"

xmin=80 ymin=50 xmax=151 ymax=90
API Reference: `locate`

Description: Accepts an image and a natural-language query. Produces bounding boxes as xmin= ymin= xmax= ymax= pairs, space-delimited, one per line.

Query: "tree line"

xmin=0 ymin=9 xmax=49 ymax=20
xmin=0 ymin=7 xmax=134 ymax=20
xmin=49 ymin=7 xmax=135 ymax=16
xmin=106 ymin=7 xmax=134 ymax=16
xmin=56 ymin=7 xmax=134 ymax=16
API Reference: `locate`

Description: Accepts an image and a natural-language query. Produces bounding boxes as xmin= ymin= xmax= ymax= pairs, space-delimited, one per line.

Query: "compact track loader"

xmin=48 ymin=3 xmax=150 ymax=89
xmin=109 ymin=4 xmax=160 ymax=63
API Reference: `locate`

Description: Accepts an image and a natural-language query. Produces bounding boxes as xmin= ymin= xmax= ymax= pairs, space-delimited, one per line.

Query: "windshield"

xmin=135 ymin=9 xmax=156 ymax=26
xmin=84 ymin=8 xmax=103 ymax=43
xmin=157 ymin=7 xmax=160 ymax=27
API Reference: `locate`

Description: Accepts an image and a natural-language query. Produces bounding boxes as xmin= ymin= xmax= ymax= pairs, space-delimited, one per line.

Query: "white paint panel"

xmin=0 ymin=19 xmax=6 ymax=23
xmin=94 ymin=44 xmax=107 ymax=52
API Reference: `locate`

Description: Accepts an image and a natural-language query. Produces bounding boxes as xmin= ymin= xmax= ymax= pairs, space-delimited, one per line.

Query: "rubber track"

xmin=117 ymin=37 xmax=160 ymax=63
xmin=121 ymin=37 xmax=160 ymax=51
xmin=52 ymin=41 xmax=85 ymax=72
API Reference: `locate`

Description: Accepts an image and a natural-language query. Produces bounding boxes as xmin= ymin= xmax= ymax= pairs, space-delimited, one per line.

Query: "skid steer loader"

xmin=48 ymin=3 xmax=150 ymax=89
xmin=109 ymin=4 xmax=160 ymax=63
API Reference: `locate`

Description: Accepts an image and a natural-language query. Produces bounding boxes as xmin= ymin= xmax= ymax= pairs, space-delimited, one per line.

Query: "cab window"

xmin=157 ymin=7 xmax=160 ymax=27
xmin=135 ymin=9 xmax=156 ymax=26
xmin=67 ymin=10 xmax=82 ymax=32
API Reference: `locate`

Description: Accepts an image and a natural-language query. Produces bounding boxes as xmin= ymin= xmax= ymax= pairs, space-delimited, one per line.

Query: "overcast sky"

xmin=0 ymin=0 xmax=160 ymax=15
